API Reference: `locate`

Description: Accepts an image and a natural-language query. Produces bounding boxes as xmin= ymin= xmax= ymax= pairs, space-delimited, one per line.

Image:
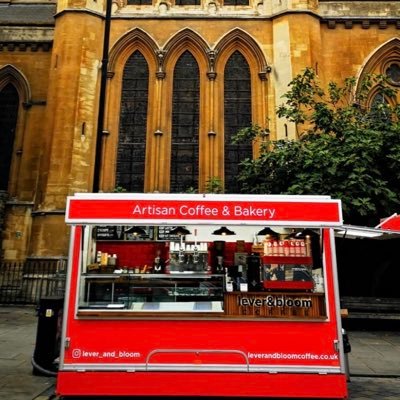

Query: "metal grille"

xmin=127 ymin=0 xmax=152 ymax=4
xmin=224 ymin=51 xmax=252 ymax=193
xmin=170 ymin=51 xmax=199 ymax=193
xmin=0 ymin=83 xmax=19 ymax=191
xmin=175 ymin=0 xmax=201 ymax=5
xmin=116 ymin=51 xmax=148 ymax=192
xmin=0 ymin=259 xmax=66 ymax=305
xmin=223 ymin=0 xmax=249 ymax=5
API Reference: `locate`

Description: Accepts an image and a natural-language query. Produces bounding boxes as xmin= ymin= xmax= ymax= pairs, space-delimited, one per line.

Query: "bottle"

xmin=108 ymin=254 xmax=117 ymax=267
xmin=100 ymin=252 xmax=108 ymax=266
xmin=305 ymin=235 xmax=311 ymax=256
xmin=283 ymin=240 xmax=290 ymax=256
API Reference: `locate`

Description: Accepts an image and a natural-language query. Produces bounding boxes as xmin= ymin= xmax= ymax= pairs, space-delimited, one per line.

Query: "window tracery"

xmin=357 ymin=38 xmax=400 ymax=109
xmin=109 ymin=29 xmax=267 ymax=193
xmin=385 ymin=62 xmax=400 ymax=86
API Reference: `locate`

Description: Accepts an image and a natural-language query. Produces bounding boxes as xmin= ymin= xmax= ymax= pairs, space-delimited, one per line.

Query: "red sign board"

xmin=379 ymin=214 xmax=400 ymax=231
xmin=66 ymin=194 xmax=342 ymax=226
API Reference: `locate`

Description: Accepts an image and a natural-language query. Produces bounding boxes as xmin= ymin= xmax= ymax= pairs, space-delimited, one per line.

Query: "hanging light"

xmin=212 ymin=226 xmax=236 ymax=236
xmin=169 ymin=226 xmax=192 ymax=236
xmin=285 ymin=229 xmax=299 ymax=238
xmin=295 ymin=228 xmax=318 ymax=238
xmin=257 ymin=227 xmax=279 ymax=237
xmin=125 ymin=226 xmax=146 ymax=236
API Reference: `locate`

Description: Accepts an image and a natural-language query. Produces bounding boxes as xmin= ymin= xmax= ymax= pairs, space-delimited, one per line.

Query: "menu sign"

xmin=95 ymin=226 xmax=125 ymax=240
xmin=156 ymin=226 xmax=181 ymax=240
xmin=95 ymin=226 xmax=155 ymax=241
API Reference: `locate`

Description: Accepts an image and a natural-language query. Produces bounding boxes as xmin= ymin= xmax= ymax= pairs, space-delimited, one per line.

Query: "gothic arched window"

xmin=170 ymin=51 xmax=200 ymax=193
xmin=116 ymin=50 xmax=149 ymax=192
xmin=0 ymin=83 xmax=19 ymax=191
xmin=224 ymin=50 xmax=252 ymax=194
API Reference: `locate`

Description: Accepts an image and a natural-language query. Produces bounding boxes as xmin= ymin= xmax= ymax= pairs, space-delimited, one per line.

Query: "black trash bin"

xmin=32 ymin=296 xmax=64 ymax=376
xmin=342 ymin=328 xmax=351 ymax=382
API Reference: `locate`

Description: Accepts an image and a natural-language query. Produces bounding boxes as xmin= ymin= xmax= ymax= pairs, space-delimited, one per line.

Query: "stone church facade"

xmin=0 ymin=0 xmax=399 ymax=262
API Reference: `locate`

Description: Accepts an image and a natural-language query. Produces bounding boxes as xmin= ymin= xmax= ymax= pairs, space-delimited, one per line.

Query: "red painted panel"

xmin=67 ymin=197 xmax=342 ymax=225
xmin=56 ymin=371 xmax=348 ymax=398
xmin=379 ymin=215 xmax=400 ymax=230
xmin=60 ymin=197 xmax=345 ymax=399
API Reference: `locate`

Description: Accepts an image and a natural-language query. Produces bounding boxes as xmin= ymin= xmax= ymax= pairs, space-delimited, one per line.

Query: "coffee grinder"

xmin=246 ymin=253 xmax=262 ymax=291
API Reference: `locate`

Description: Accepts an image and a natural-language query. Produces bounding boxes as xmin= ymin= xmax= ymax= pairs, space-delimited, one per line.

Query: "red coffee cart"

xmin=57 ymin=193 xmax=348 ymax=399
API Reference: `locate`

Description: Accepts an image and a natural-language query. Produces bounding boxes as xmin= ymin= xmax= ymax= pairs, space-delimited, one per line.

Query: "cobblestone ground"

xmin=348 ymin=377 xmax=400 ymax=400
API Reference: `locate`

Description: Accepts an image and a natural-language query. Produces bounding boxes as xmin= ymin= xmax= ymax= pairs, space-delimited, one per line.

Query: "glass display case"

xmin=78 ymin=273 xmax=224 ymax=313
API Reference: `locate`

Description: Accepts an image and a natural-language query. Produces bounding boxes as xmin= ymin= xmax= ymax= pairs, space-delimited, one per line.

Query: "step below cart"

xmin=57 ymin=193 xmax=348 ymax=399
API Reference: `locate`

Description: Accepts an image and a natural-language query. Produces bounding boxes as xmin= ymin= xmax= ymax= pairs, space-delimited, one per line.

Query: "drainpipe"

xmin=93 ymin=0 xmax=112 ymax=192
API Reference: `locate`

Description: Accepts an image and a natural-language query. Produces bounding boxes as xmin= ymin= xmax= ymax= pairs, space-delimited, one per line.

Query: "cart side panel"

xmin=59 ymin=224 xmax=82 ymax=370
xmin=57 ymin=371 xmax=347 ymax=398
xmin=58 ymin=195 xmax=347 ymax=399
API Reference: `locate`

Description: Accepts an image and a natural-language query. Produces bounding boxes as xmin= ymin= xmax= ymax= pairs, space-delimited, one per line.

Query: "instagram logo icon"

xmin=72 ymin=349 xmax=81 ymax=358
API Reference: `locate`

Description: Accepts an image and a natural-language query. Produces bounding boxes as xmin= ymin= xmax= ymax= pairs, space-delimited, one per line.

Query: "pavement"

xmin=0 ymin=305 xmax=399 ymax=400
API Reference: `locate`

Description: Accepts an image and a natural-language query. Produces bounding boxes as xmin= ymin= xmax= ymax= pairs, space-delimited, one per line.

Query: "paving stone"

xmin=1 ymin=306 xmax=400 ymax=399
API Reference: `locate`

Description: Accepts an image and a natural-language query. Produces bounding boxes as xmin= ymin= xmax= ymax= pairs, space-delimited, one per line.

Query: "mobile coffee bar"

xmin=57 ymin=193 xmax=348 ymax=399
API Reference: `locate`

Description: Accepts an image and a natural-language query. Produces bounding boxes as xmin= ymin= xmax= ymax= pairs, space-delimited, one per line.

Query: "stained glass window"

xmin=116 ymin=51 xmax=148 ymax=192
xmin=224 ymin=51 xmax=252 ymax=194
xmin=170 ymin=51 xmax=200 ymax=193
xmin=0 ymin=83 xmax=19 ymax=191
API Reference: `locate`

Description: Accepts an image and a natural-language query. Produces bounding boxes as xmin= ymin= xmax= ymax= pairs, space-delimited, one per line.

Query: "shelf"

xmin=169 ymin=250 xmax=208 ymax=253
xmin=131 ymin=301 xmax=223 ymax=312
xmin=263 ymin=280 xmax=314 ymax=291
xmin=83 ymin=273 xmax=223 ymax=279
xmin=80 ymin=273 xmax=225 ymax=312
xmin=262 ymin=256 xmax=313 ymax=265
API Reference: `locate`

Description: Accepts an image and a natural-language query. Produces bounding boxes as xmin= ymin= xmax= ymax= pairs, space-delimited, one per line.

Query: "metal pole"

xmin=93 ymin=0 xmax=112 ymax=192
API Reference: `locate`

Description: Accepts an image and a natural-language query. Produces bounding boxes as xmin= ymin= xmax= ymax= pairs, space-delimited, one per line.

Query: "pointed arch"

xmin=170 ymin=50 xmax=200 ymax=193
xmin=108 ymin=28 xmax=159 ymax=74
xmin=0 ymin=84 xmax=19 ymax=191
xmin=162 ymin=28 xmax=210 ymax=69
xmin=0 ymin=64 xmax=31 ymax=104
xmin=357 ymin=38 xmax=400 ymax=107
xmin=358 ymin=38 xmax=400 ymax=79
xmin=213 ymin=29 xmax=269 ymax=194
xmin=0 ymin=65 xmax=30 ymax=194
xmin=103 ymin=29 xmax=159 ymax=192
xmin=214 ymin=28 xmax=269 ymax=76
xmin=223 ymin=50 xmax=252 ymax=194
xmin=115 ymin=50 xmax=150 ymax=192
xmin=214 ymin=28 xmax=269 ymax=143
xmin=161 ymin=29 xmax=210 ymax=193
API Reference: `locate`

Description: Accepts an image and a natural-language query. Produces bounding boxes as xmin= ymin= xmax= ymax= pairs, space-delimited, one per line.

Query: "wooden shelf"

xmin=224 ymin=292 xmax=326 ymax=318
